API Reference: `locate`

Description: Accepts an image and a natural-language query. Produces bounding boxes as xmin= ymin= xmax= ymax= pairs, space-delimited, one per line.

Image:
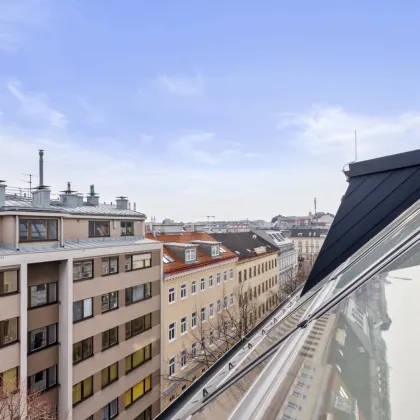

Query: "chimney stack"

xmin=86 ymin=184 xmax=99 ymax=206
xmin=59 ymin=182 xmax=79 ymax=208
xmin=116 ymin=196 xmax=128 ymax=210
xmin=32 ymin=150 xmax=51 ymax=208
xmin=0 ymin=180 xmax=7 ymax=208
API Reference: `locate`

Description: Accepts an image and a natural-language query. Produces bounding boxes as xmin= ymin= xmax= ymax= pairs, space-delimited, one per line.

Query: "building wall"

xmin=292 ymin=236 xmax=326 ymax=264
xmin=0 ymin=215 xmax=16 ymax=246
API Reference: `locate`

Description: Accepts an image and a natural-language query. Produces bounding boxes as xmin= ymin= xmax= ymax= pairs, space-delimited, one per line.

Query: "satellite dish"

xmin=252 ymin=234 xmax=257 ymax=240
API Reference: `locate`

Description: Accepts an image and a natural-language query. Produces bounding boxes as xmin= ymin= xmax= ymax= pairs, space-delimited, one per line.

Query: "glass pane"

xmin=83 ymin=377 xmax=92 ymax=397
xmin=125 ymin=356 xmax=132 ymax=372
xmin=101 ymin=407 xmax=109 ymax=420
xmin=31 ymin=220 xmax=47 ymax=240
xmin=32 ymin=370 xmax=46 ymax=391
xmin=102 ymin=332 xmax=109 ymax=349
xmin=0 ymin=318 xmax=17 ymax=345
xmin=48 ymin=283 xmax=57 ymax=302
xmin=73 ymin=263 xmax=82 ymax=281
xmin=19 ymin=219 xmax=28 ymax=240
xmin=102 ymin=294 xmax=110 ymax=312
xmin=110 ymin=292 xmax=118 ymax=309
xmin=1 ymin=367 xmax=17 ymax=393
xmin=110 ymin=398 xmax=118 ymax=416
xmin=1 ymin=271 xmax=18 ymax=294
xmin=30 ymin=284 xmax=47 ymax=307
xmin=132 ymin=317 xmax=144 ymax=335
xmin=48 ymin=219 xmax=58 ymax=240
xmin=125 ymin=255 xmax=132 ymax=271
xmin=125 ymin=322 xmax=131 ymax=339
xmin=73 ymin=301 xmax=82 ymax=322
xmin=48 ymin=365 xmax=56 ymax=386
xmin=83 ymin=261 xmax=93 ymax=278
xmin=102 ymin=258 xmax=110 ymax=275
xmin=72 ymin=383 xmax=82 ymax=404
xmin=144 ymin=375 xmax=151 ymax=391
xmin=144 ymin=313 xmax=151 ymax=329
xmin=132 ymin=284 xmax=144 ymax=301
xmin=133 ymin=259 xmax=145 ymax=270
xmin=144 ymin=282 xmax=151 ymax=298
xmin=109 ymin=328 xmax=118 ymax=345
xmin=133 ymin=349 xmax=144 ymax=367
xmin=101 ymin=369 xmax=109 ymax=387
xmin=125 ymin=390 xmax=132 ymax=407
xmin=31 ymin=328 xmax=46 ymax=351
xmin=73 ymin=342 xmax=82 ymax=362
xmin=83 ymin=338 xmax=93 ymax=358
xmin=133 ymin=381 xmax=144 ymax=401
xmin=83 ymin=299 xmax=92 ymax=318
xmin=145 ymin=344 xmax=151 ymax=360
xmin=110 ymin=257 xmax=118 ymax=273
xmin=109 ymin=363 xmax=118 ymax=381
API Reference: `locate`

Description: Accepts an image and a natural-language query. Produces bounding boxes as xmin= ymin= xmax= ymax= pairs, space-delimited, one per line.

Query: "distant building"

xmin=290 ymin=228 xmax=329 ymax=265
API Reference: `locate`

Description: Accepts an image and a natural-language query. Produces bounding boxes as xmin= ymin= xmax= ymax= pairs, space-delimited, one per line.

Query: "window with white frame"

xmin=216 ymin=273 xmax=221 ymax=285
xmin=224 ymin=296 xmax=228 ymax=309
xmin=201 ymin=307 xmax=206 ymax=322
xmin=211 ymin=246 xmax=219 ymax=257
xmin=209 ymin=275 xmax=214 ymax=288
xmin=168 ymin=287 xmax=176 ymax=304
xmin=230 ymin=269 xmax=234 ymax=280
xmin=168 ymin=357 xmax=175 ymax=376
xmin=217 ymin=299 xmax=221 ymax=312
xmin=169 ymin=322 xmax=176 ymax=341
xmin=209 ymin=303 xmax=214 ymax=317
xmin=181 ymin=316 xmax=187 ymax=334
xmin=181 ymin=349 xmax=187 ymax=368
xmin=180 ymin=283 xmax=187 ymax=299
xmin=192 ymin=342 xmax=197 ymax=357
xmin=191 ymin=312 xmax=197 ymax=328
xmin=191 ymin=280 xmax=197 ymax=295
xmin=223 ymin=271 xmax=227 ymax=282
xmin=185 ymin=248 xmax=196 ymax=262
xmin=230 ymin=293 xmax=234 ymax=305
xmin=200 ymin=278 xmax=205 ymax=291
xmin=209 ymin=331 xmax=214 ymax=346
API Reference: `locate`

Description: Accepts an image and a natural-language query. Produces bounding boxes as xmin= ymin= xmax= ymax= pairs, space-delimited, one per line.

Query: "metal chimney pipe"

xmin=90 ymin=184 xmax=94 ymax=196
xmin=67 ymin=182 xmax=71 ymax=192
xmin=39 ymin=149 xmax=44 ymax=186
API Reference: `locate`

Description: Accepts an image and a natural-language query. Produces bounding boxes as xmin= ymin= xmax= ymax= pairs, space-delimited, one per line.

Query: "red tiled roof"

xmin=145 ymin=232 xmax=237 ymax=275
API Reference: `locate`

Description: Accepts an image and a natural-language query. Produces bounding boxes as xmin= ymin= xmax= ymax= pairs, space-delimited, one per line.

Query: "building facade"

xmin=0 ymin=168 xmax=162 ymax=419
xmin=290 ymin=229 xmax=328 ymax=265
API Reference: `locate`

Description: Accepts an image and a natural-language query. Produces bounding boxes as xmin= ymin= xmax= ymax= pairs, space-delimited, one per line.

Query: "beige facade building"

xmin=0 ymin=154 xmax=162 ymax=420
xmin=290 ymin=229 xmax=328 ymax=265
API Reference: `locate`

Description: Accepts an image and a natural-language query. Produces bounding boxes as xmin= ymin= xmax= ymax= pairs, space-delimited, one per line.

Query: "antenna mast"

xmin=22 ymin=171 xmax=37 ymax=192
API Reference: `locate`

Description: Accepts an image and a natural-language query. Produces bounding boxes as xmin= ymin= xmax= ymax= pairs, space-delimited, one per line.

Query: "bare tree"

xmin=0 ymin=379 xmax=60 ymax=420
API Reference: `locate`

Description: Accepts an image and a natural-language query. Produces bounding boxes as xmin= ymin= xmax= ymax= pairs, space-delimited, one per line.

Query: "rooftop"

xmin=290 ymin=228 xmax=329 ymax=238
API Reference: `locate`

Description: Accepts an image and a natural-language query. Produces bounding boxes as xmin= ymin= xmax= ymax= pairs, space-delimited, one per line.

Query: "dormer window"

xmin=211 ymin=246 xmax=220 ymax=257
xmin=185 ymin=248 xmax=196 ymax=262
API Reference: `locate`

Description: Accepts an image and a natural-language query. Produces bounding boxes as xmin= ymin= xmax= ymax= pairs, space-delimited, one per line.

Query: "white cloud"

xmin=155 ymin=72 xmax=204 ymax=95
xmin=278 ymin=105 xmax=420 ymax=162
xmin=77 ymin=97 xmax=105 ymax=124
xmin=174 ymin=131 xmax=220 ymax=165
xmin=7 ymin=79 xmax=69 ymax=128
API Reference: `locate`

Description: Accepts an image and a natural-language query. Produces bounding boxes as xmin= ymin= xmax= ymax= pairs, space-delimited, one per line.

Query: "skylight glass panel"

xmin=163 ymin=254 xmax=175 ymax=264
xmin=220 ymin=247 xmax=227 ymax=253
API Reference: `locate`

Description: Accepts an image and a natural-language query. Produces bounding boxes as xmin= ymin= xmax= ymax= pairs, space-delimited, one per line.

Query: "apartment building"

xmin=290 ymin=229 xmax=328 ymax=264
xmin=0 ymin=153 xmax=162 ymax=420
xmin=212 ymin=232 xmax=280 ymax=326
xmin=144 ymin=232 xmax=238 ymax=408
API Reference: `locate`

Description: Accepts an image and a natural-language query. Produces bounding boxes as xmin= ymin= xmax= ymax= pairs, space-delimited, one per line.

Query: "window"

xmin=125 ymin=313 xmax=151 ymax=339
xmin=239 ymin=271 xmax=242 ymax=283
xmin=181 ymin=349 xmax=187 ymax=368
xmin=230 ymin=294 xmax=234 ymax=305
xmin=168 ymin=287 xmax=176 ymax=304
xmin=73 ymin=298 xmax=93 ymax=322
xmin=101 ymin=398 xmax=119 ymax=420
xmin=265 ymin=262 xmax=268 ymax=271
xmin=0 ymin=270 xmax=18 ymax=295
xmin=124 ymin=375 xmax=152 ymax=407
xmin=169 ymin=322 xmax=176 ymax=341
xmin=134 ymin=406 xmax=152 ymax=420
xmin=101 ymin=291 xmax=118 ymax=312
xmin=209 ymin=275 xmax=214 ymax=287
xmin=28 ymin=365 xmax=57 ymax=392
xmin=223 ymin=271 xmax=227 ymax=282
xmin=192 ymin=343 xmax=197 ymax=357
xmin=29 ymin=283 xmax=57 ymax=308
xmin=211 ymin=246 xmax=219 ymax=257
xmin=125 ymin=282 xmax=151 ymax=304
xmin=0 ymin=318 xmax=18 ymax=347
xmin=224 ymin=296 xmax=228 ymax=309
xmin=101 ymin=362 xmax=118 ymax=388
xmin=180 ymin=283 xmax=187 ymax=299
xmin=125 ymin=253 xmax=152 ymax=271
xmin=191 ymin=280 xmax=197 ymax=294
xmin=191 ymin=312 xmax=197 ymax=328
xmin=29 ymin=324 xmax=57 ymax=353
xmin=217 ymin=299 xmax=221 ymax=312
xmin=102 ymin=327 xmax=118 ymax=350
xmin=73 ymin=260 xmax=93 ymax=281
xmin=230 ymin=269 xmax=234 ymax=280
xmin=244 ymin=270 xmax=247 ymax=281
xmin=201 ymin=307 xmax=206 ymax=322
xmin=168 ymin=358 xmax=175 ymax=376
xmin=216 ymin=273 xmax=221 ymax=285
xmin=200 ymin=278 xmax=205 ymax=291
xmin=248 ymin=267 xmax=252 ymax=279
xmin=125 ymin=344 xmax=152 ymax=373
xmin=209 ymin=303 xmax=214 ymax=317
xmin=88 ymin=220 xmax=110 ymax=237
xmin=163 ymin=254 xmax=175 ymax=264
xmin=258 ymin=264 xmax=261 ymax=275
xmin=19 ymin=219 xmax=58 ymax=241
xmin=102 ymin=257 xmax=118 ymax=275
xmin=73 ymin=376 xmax=93 ymax=405
xmin=0 ymin=366 xmax=18 ymax=394
xmin=209 ymin=331 xmax=214 ymax=346
xmin=73 ymin=337 xmax=93 ymax=363
xmin=185 ymin=248 xmax=196 ymax=262
xmin=181 ymin=316 xmax=187 ymax=334
xmin=121 ymin=221 xmax=134 ymax=236
xmin=254 ymin=266 xmax=257 ymax=276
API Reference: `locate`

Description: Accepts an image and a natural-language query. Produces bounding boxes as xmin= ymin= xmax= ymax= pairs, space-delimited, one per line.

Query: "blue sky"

xmin=1 ymin=1 xmax=420 ymax=221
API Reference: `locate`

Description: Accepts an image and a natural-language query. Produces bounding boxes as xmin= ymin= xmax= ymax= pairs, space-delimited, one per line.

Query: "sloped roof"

xmin=290 ymin=228 xmax=329 ymax=238
xmin=145 ymin=232 xmax=237 ymax=275
xmin=302 ymin=148 xmax=420 ymax=294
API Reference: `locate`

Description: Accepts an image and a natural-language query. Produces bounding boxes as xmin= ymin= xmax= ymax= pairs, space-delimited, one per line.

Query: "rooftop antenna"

xmin=22 ymin=171 xmax=37 ymax=192
xmin=206 ymin=216 xmax=215 ymax=223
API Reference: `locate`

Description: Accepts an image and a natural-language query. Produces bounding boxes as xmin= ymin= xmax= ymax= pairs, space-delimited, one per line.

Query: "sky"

xmin=1 ymin=1 xmax=420 ymax=222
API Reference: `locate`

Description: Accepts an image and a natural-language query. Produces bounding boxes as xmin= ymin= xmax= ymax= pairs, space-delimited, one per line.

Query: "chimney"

xmin=0 ymin=180 xmax=7 ymax=208
xmin=116 ymin=196 xmax=128 ymax=210
xmin=32 ymin=150 xmax=51 ymax=208
xmin=86 ymin=184 xmax=99 ymax=206
xmin=59 ymin=182 xmax=79 ymax=208
xmin=133 ymin=202 xmax=136 ymax=211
